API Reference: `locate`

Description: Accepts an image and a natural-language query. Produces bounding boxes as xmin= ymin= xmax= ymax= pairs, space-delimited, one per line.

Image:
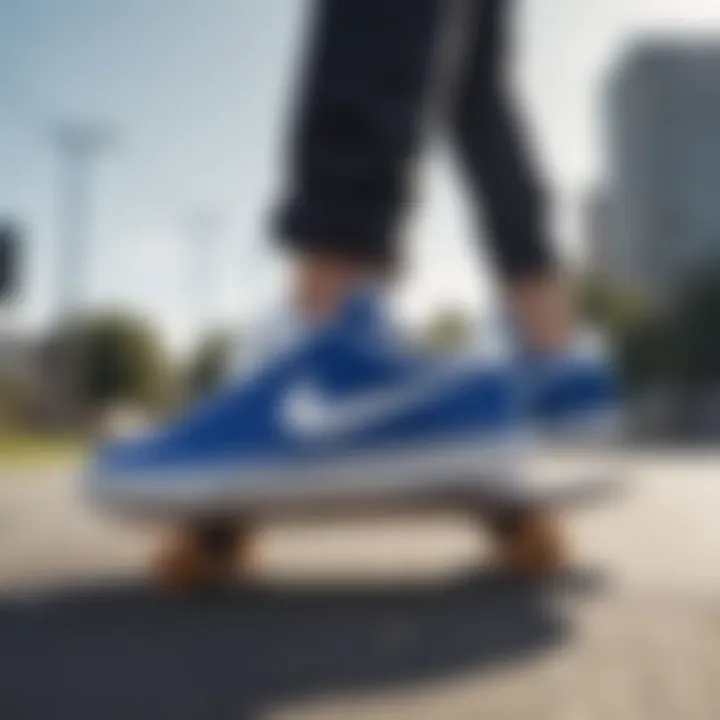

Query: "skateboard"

xmin=108 ymin=472 xmax=620 ymax=593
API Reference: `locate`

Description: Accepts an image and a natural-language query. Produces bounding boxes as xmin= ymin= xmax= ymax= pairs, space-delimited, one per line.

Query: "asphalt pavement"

xmin=0 ymin=452 xmax=718 ymax=719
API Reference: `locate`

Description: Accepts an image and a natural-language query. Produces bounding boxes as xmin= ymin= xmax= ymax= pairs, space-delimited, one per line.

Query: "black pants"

xmin=276 ymin=0 xmax=553 ymax=279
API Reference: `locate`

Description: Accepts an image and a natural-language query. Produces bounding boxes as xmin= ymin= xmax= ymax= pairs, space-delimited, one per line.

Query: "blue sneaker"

xmin=87 ymin=291 xmax=521 ymax=514
xmin=522 ymin=332 xmax=620 ymax=440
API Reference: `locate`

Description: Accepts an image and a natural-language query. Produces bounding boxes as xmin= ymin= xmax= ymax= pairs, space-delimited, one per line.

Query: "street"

xmin=0 ymin=453 xmax=719 ymax=719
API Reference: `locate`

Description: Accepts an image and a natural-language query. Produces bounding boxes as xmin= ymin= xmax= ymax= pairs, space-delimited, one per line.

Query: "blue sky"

xmin=1 ymin=0 xmax=719 ymax=347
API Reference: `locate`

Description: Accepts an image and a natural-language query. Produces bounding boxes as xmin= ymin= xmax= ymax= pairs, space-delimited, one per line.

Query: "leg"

xmin=275 ymin=0 xmax=448 ymax=318
xmin=450 ymin=6 xmax=570 ymax=570
xmin=449 ymin=0 xmax=571 ymax=351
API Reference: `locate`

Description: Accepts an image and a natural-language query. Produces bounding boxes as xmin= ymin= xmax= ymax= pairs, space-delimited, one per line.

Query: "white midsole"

xmin=86 ymin=434 xmax=524 ymax=515
xmin=530 ymin=407 xmax=624 ymax=446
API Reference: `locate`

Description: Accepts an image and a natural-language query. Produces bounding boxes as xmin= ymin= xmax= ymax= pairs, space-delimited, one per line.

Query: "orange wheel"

xmin=154 ymin=522 xmax=252 ymax=593
xmin=488 ymin=509 xmax=567 ymax=575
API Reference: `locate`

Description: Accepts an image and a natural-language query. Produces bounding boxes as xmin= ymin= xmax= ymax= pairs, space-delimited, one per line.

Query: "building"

xmin=583 ymin=187 xmax=612 ymax=277
xmin=605 ymin=40 xmax=720 ymax=300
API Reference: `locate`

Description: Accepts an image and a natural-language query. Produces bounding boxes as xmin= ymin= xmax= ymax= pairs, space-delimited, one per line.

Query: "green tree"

xmin=49 ymin=312 xmax=173 ymax=414
xmin=674 ymin=269 xmax=720 ymax=389
xmin=616 ymin=316 xmax=678 ymax=393
xmin=575 ymin=278 xmax=647 ymax=336
xmin=610 ymin=267 xmax=720 ymax=396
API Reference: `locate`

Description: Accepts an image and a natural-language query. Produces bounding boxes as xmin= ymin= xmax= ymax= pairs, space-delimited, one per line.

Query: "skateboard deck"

xmin=94 ymin=469 xmax=620 ymax=521
xmin=95 ymin=471 xmax=621 ymax=592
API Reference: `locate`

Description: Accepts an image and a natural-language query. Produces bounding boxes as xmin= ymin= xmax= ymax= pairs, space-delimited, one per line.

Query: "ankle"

xmin=507 ymin=275 xmax=573 ymax=353
xmin=294 ymin=252 xmax=381 ymax=321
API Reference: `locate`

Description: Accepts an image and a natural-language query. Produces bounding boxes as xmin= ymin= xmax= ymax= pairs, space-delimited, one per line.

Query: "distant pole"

xmin=54 ymin=123 xmax=117 ymax=319
xmin=52 ymin=123 xmax=118 ymax=427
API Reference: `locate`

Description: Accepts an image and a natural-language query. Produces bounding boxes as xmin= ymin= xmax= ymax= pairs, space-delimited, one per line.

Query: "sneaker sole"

xmin=85 ymin=434 xmax=524 ymax=518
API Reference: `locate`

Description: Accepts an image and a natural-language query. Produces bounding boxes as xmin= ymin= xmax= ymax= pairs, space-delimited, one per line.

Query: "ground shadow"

xmin=0 ymin=568 xmax=603 ymax=719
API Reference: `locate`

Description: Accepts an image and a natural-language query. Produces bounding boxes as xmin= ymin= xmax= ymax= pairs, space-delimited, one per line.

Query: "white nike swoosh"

xmin=280 ymin=372 xmax=461 ymax=438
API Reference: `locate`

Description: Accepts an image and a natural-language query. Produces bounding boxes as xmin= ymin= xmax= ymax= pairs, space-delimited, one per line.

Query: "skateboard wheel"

xmin=488 ymin=510 xmax=566 ymax=575
xmin=154 ymin=522 xmax=251 ymax=593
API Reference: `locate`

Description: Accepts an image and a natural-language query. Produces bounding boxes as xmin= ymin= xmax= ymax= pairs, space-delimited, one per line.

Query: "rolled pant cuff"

xmin=495 ymin=247 xmax=558 ymax=282
xmin=275 ymin=202 xmax=397 ymax=268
